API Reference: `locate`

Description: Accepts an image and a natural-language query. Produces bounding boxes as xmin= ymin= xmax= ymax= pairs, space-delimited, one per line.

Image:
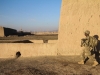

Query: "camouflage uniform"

xmin=81 ymin=36 xmax=95 ymax=60
xmin=78 ymin=30 xmax=98 ymax=66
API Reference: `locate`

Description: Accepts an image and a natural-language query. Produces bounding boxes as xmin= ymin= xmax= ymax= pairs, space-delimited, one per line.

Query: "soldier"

xmin=78 ymin=30 xmax=99 ymax=66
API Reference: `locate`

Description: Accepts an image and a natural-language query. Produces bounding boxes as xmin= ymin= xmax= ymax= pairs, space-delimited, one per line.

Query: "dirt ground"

xmin=0 ymin=56 xmax=100 ymax=75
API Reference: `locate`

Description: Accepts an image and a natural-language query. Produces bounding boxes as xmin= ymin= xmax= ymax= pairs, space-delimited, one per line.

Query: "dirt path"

xmin=0 ymin=56 xmax=100 ymax=75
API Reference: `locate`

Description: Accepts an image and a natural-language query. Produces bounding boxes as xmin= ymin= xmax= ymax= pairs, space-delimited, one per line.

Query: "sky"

xmin=0 ymin=0 xmax=62 ymax=32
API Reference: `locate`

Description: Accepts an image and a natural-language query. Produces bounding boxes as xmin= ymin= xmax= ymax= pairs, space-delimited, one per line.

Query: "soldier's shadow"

xmin=95 ymin=41 xmax=100 ymax=63
xmin=93 ymin=35 xmax=100 ymax=63
xmin=84 ymin=35 xmax=100 ymax=64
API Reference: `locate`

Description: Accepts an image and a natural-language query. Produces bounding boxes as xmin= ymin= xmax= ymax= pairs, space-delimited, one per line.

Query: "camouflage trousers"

xmin=80 ymin=47 xmax=96 ymax=61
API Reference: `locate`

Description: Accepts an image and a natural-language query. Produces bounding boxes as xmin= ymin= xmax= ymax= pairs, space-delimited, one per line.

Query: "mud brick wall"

xmin=0 ymin=43 xmax=57 ymax=58
xmin=0 ymin=26 xmax=4 ymax=37
xmin=58 ymin=0 xmax=100 ymax=55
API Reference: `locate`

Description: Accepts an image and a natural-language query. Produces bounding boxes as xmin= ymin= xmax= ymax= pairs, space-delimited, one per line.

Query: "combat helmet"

xmin=84 ymin=30 xmax=90 ymax=35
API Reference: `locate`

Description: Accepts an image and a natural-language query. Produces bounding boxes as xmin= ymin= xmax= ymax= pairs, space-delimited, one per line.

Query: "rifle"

xmin=81 ymin=38 xmax=88 ymax=47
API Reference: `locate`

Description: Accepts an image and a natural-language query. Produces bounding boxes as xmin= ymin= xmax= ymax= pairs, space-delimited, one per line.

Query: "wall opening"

xmin=16 ymin=51 xmax=21 ymax=58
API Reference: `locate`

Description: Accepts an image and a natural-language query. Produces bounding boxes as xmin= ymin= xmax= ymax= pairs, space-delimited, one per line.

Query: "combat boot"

xmin=92 ymin=61 xmax=99 ymax=66
xmin=78 ymin=60 xmax=84 ymax=64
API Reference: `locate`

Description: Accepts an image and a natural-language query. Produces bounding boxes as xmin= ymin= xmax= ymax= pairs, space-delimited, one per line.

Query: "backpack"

xmin=89 ymin=36 xmax=98 ymax=48
xmin=81 ymin=36 xmax=98 ymax=48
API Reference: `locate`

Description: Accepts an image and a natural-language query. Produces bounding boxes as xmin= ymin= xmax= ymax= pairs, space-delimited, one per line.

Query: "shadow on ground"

xmin=12 ymin=40 xmax=33 ymax=43
xmin=0 ymin=56 xmax=100 ymax=75
xmin=5 ymin=68 xmax=58 ymax=75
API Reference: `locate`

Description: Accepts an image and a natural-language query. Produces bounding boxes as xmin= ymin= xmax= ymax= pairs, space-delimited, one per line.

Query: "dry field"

xmin=0 ymin=35 xmax=58 ymax=40
xmin=0 ymin=56 xmax=100 ymax=75
xmin=0 ymin=34 xmax=58 ymax=43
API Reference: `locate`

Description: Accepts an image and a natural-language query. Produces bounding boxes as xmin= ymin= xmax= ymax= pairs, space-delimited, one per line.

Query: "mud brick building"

xmin=0 ymin=26 xmax=17 ymax=37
